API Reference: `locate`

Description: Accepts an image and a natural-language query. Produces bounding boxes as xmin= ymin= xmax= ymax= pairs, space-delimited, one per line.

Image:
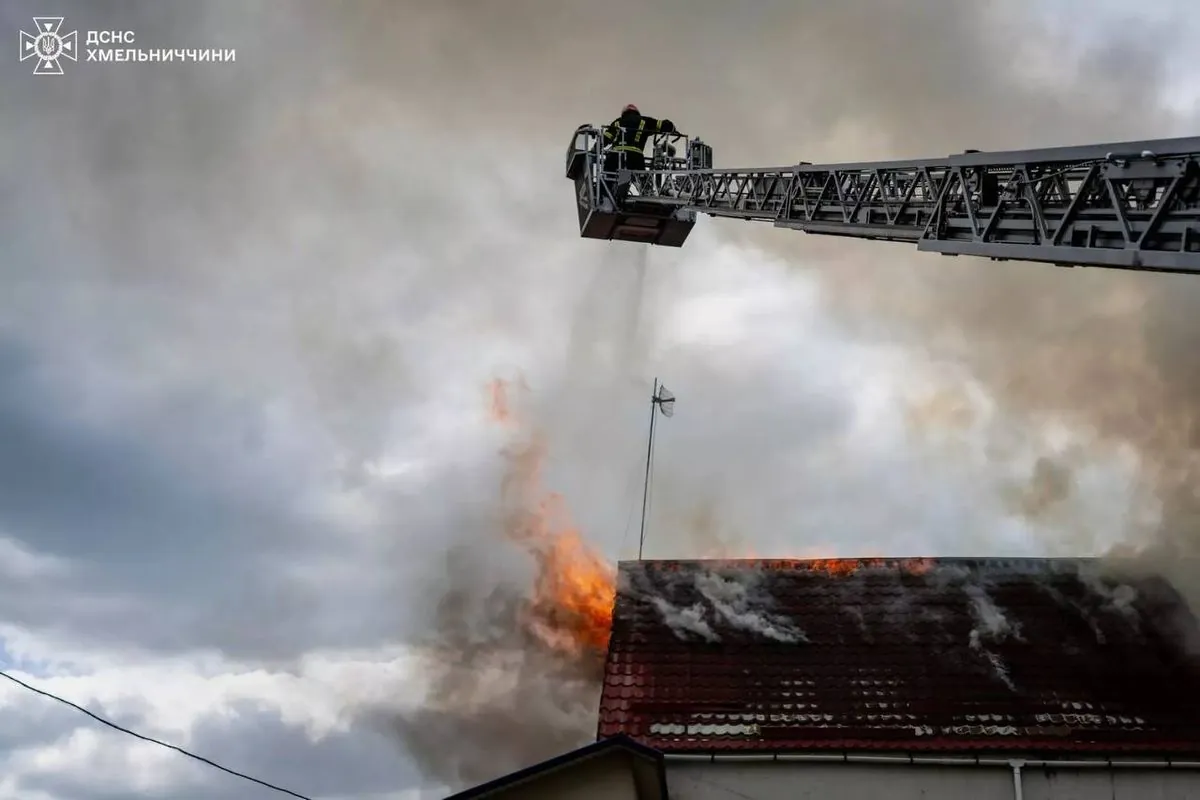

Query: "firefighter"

xmin=603 ymin=103 xmax=676 ymax=203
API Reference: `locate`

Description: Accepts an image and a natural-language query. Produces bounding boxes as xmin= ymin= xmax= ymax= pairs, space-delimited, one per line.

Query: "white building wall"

xmin=665 ymin=758 xmax=1200 ymax=800
xmin=1023 ymin=768 xmax=1200 ymax=800
xmin=667 ymin=760 xmax=1012 ymax=800
xmin=486 ymin=751 xmax=641 ymax=800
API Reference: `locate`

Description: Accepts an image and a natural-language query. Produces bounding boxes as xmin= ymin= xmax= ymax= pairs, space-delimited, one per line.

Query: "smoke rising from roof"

xmin=382 ymin=541 xmax=606 ymax=788
xmin=964 ymin=584 xmax=1022 ymax=647
xmin=650 ymin=596 xmax=718 ymax=643
xmin=355 ymin=0 xmax=1200 ymax=615
xmin=620 ymin=559 xmax=1197 ymax=710
xmin=693 ymin=571 xmax=807 ymax=643
xmin=382 ymin=387 xmax=614 ymax=788
xmin=634 ymin=564 xmax=808 ymax=644
xmin=303 ymin=0 xmax=1200 ymax=613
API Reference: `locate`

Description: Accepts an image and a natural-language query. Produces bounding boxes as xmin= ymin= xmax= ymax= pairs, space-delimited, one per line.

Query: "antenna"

xmin=638 ymin=378 xmax=675 ymax=560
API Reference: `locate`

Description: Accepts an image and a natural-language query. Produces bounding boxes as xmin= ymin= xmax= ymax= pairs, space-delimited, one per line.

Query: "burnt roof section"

xmin=599 ymin=557 xmax=1200 ymax=755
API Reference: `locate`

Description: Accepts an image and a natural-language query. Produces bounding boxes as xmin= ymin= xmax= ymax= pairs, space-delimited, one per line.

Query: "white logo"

xmin=19 ymin=17 xmax=78 ymax=75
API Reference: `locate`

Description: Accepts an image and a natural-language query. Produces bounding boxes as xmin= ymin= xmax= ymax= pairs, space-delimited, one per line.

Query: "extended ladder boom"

xmin=564 ymin=126 xmax=1200 ymax=274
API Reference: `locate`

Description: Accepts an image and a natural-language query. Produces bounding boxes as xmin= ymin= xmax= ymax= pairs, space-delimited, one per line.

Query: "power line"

xmin=0 ymin=669 xmax=315 ymax=800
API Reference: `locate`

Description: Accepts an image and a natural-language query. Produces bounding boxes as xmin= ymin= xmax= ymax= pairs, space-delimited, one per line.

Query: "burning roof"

xmin=599 ymin=557 xmax=1200 ymax=755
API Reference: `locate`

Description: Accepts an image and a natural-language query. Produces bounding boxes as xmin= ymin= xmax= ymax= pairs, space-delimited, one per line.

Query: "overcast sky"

xmin=2 ymin=0 xmax=1200 ymax=798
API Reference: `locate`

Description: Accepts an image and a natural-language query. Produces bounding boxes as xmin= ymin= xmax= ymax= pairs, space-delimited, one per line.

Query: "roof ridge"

xmin=618 ymin=556 xmax=1102 ymax=565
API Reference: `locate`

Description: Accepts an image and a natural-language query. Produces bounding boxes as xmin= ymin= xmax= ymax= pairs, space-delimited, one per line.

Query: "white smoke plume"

xmin=961 ymin=581 xmax=1023 ymax=690
xmin=651 ymin=596 xmax=718 ymax=643
xmin=693 ymin=571 xmax=807 ymax=643
xmin=630 ymin=564 xmax=807 ymax=644
xmin=964 ymin=584 xmax=1023 ymax=647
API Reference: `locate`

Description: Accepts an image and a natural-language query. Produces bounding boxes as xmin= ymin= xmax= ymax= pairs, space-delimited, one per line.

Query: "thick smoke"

xmin=637 ymin=566 xmax=806 ymax=643
xmin=303 ymin=0 xmax=1200 ymax=607
xmin=380 ymin=378 xmax=619 ymax=789
xmin=14 ymin=0 xmax=1198 ymax=581
xmin=9 ymin=0 xmax=1200 ymax=793
xmin=650 ymin=595 xmax=718 ymax=643
xmin=382 ymin=542 xmax=605 ymax=789
xmin=691 ymin=570 xmax=807 ymax=643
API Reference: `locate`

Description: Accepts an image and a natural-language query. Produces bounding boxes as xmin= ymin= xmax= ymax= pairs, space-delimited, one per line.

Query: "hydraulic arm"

xmin=564 ymin=125 xmax=1200 ymax=274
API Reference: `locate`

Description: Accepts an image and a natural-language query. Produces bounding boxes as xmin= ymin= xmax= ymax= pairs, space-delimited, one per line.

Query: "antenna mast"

xmin=638 ymin=378 xmax=674 ymax=560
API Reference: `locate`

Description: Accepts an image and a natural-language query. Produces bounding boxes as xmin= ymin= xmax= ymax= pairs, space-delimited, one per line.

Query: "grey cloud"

xmin=0 ymin=697 xmax=84 ymax=755
xmin=7 ymin=701 xmax=421 ymax=800
xmin=0 ymin=331 xmax=443 ymax=660
xmin=0 ymin=338 xmax=278 ymax=568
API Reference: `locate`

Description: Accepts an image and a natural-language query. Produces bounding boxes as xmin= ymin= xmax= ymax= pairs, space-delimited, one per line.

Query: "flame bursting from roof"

xmin=685 ymin=545 xmax=939 ymax=577
xmin=483 ymin=378 xmax=939 ymax=661
xmin=511 ymin=487 xmax=615 ymax=655
xmin=488 ymin=378 xmax=616 ymax=658
xmin=802 ymin=557 xmax=937 ymax=576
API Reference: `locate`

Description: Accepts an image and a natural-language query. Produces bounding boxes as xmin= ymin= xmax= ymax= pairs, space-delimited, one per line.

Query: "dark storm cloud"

xmin=0 ymin=337 xmax=270 ymax=568
xmin=0 ymin=331 xmax=415 ymax=659
xmin=1 ymin=0 xmax=489 ymax=661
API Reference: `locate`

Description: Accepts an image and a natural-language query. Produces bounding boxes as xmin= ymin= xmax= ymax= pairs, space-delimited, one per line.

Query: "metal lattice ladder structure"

xmin=565 ymin=126 xmax=1200 ymax=274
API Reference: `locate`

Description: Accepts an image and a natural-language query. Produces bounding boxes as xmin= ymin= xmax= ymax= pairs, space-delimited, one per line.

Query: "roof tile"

xmin=598 ymin=557 xmax=1200 ymax=755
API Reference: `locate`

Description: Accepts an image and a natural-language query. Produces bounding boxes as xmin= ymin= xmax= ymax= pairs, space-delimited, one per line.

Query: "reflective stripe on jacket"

xmin=603 ymin=113 xmax=663 ymax=153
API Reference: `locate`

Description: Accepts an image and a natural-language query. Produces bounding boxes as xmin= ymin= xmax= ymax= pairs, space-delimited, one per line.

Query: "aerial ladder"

xmin=564 ymin=125 xmax=1200 ymax=274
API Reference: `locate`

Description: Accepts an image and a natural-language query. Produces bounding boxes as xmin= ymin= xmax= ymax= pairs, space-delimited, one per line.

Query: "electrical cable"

xmin=0 ymin=669 xmax=315 ymax=799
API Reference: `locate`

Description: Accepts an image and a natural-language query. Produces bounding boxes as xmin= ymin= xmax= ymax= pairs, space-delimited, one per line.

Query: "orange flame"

xmin=489 ymin=378 xmax=616 ymax=658
xmin=754 ymin=557 xmax=939 ymax=576
xmin=660 ymin=555 xmax=939 ymax=577
xmin=522 ymin=497 xmax=616 ymax=655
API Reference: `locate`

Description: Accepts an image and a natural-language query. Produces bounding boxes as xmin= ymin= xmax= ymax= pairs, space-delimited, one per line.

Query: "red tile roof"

xmin=598 ymin=557 xmax=1200 ymax=755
